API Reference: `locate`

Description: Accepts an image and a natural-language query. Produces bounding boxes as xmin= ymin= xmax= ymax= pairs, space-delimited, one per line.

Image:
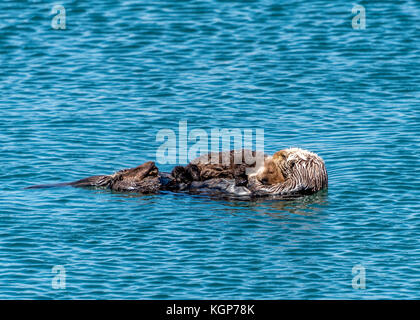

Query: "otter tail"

xmin=25 ymin=182 xmax=73 ymax=189
xmin=26 ymin=175 xmax=112 ymax=189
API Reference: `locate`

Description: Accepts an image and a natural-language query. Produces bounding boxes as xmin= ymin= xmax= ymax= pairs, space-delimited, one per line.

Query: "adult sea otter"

xmin=27 ymin=148 xmax=328 ymax=199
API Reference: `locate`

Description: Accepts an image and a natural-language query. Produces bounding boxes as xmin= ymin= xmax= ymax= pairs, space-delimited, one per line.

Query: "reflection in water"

xmin=222 ymin=190 xmax=329 ymax=217
xmin=264 ymin=190 xmax=329 ymax=216
xmin=102 ymin=187 xmax=328 ymax=218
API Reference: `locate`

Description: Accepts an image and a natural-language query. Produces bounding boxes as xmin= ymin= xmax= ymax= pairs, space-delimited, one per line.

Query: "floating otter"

xmin=27 ymin=148 xmax=327 ymax=200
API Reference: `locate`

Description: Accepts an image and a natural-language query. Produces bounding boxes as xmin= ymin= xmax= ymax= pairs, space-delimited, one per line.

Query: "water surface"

xmin=0 ymin=0 xmax=419 ymax=299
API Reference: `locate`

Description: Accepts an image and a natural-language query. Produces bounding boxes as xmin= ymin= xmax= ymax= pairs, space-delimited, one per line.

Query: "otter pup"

xmin=170 ymin=150 xmax=266 ymax=188
xmin=27 ymin=148 xmax=327 ymax=199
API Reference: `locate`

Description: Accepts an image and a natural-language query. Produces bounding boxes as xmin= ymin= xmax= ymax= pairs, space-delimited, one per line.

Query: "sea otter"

xmin=27 ymin=148 xmax=327 ymax=199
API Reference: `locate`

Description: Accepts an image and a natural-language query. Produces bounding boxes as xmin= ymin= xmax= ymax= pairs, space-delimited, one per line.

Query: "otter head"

xmin=256 ymin=148 xmax=312 ymax=185
xmin=256 ymin=148 xmax=328 ymax=194
xmin=256 ymin=150 xmax=290 ymax=185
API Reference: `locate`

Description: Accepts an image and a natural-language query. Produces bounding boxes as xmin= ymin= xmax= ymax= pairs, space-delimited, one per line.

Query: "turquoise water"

xmin=1 ymin=0 xmax=419 ymax=299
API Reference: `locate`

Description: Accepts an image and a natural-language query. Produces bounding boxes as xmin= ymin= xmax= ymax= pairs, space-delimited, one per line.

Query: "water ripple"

xmin=0 ymin=0 xmax=419 ymax=299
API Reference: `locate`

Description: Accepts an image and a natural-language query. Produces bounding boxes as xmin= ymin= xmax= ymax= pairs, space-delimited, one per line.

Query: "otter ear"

xmin=273 ymin=150 xmax=287 ymax=160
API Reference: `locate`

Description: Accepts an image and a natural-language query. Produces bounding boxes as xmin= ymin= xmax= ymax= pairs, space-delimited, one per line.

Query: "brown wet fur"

xmin=256 ymin=150 xmax=287 ymax=185
xmin=70 ymin=161 xmax=161 ymax=193
xmin=68 ymin=151 xmax=260 ymax=193
xmin=171 ymin=150 xmax=262 ymax=187
xmin=109 ymin=161 xmax=160 ymax=193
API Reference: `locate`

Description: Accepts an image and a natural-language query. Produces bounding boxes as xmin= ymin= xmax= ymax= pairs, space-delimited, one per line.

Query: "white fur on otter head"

xmin=248 ymin=148 xmax=328 ymax=196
